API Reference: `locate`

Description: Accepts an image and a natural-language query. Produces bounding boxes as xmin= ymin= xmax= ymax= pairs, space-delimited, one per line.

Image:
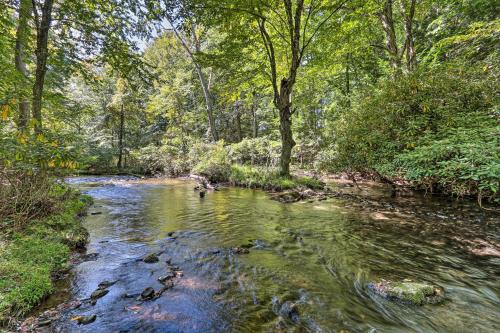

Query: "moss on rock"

xmin=368 ymin=280 xmax=444 ymax=305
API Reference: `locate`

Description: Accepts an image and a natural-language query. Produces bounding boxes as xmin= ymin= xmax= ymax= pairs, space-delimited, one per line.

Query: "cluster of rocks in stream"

xmin=193 ymin=176 xmax=220 ymax=198
xmin=134 ymin=255 xmax=183 ymax=302
xmin=271 ymin=187 xmax=329 ymax=203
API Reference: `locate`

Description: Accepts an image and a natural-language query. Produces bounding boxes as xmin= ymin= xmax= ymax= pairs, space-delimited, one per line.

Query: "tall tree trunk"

xmin=193 ymin=64 xmax=218 ymax=141
xmin=345 ymin=52 xmax=351 ymax=109
xmin=117 ymin=103 xmax=125 ymax=169
xmin=380 ymin=0 xmax=401 ymax=72
xmin=258 ymin=0 xmax=304 ymax=177
xmin=277 ymin=79 xmax=296 ymax=177
xmin=15 ymin=0 xmax=31 ymax=130
xmin=166 ymin=17 xmax=219 ymax=142
xmin=235 ymin=103 xmax=242 ymax=142
xmin=402 ymin=0 xmax=417 ymax=71
xmin=32 ymin=0 xmax=54 ymax=134
xmin=251 ymin=95 xmax=258 ymax=138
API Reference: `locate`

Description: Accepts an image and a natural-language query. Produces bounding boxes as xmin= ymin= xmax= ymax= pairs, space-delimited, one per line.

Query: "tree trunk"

xmin=345 ymin=52 xmax=351 ymax=109
xmin=278 ymin=79 xmax=296 ymax=177
xmin=380 ymin=0 xmax=401 ymax=72
xmin=15 ymin=0 xmax=31 ymax=130
xmin=32 ymin=0 xmax=54 ymax=134
xmin=167 ymin=17 xmax=219 ymax=142
xmin=251 ymin=98 xmax=258 ymax=138
xmin=194 ymin=64 xmax=218 ymax=142
xmin=117 ymin=103 xmax=125 ymax=169
xmin=402 ymin=0 xmax=417 ymax=71
xmin=235 ymin=104 xmax=242 ymax=142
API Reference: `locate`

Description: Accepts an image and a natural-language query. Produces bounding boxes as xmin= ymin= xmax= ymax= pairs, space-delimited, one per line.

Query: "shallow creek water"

xmin=37 ymin=176 xmax=499 ymax=332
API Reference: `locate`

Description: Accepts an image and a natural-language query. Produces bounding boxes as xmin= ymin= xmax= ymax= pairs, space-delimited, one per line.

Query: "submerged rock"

xmin=272 ymin=191 xmax=302 ymax=203
xmin=368 ymin=280 xmax=444 ymax=305
xmin=158 ymin=272 xmax=176 ymax=283
xmin=90 ymin=288 xmax=109 ymax=300
xmin=140 ymin=287 xmax=155 ymax=300
xmin=98 ymin=280 xmax=117 ymax=289
xmin=74 ymin=314 xmax=96 ymax=325
xmin=272 ymin=297 xmax=300 ymax=324
xmin=143 ymin=253 xmax=159 ymax=263
xmin=231 ymin=247 xmax=250 ymax=254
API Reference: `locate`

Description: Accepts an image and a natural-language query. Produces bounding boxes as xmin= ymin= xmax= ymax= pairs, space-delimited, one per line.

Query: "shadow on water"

xmin=35 ymin=176 xmax=499 ymax=332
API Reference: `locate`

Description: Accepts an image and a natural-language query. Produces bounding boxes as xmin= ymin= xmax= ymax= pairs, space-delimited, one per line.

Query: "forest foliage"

xmin=0 ymin=0 xmax=498 ymax=204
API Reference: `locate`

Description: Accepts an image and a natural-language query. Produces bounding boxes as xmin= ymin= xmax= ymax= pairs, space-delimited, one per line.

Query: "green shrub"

xmin=326 ymin=62 xmax=498 ymax=200
xmin=395 ymin=123 xmax=499 ymax=200
xmin=131 ymin=142 xmax=191 ymax=176
xmin=229 ymin=165 xmax=324 ymax=191
xmin=227 ymin=137 xmax=280 ymax=167
xmin=191 ymin=141 xmax=231 ymax=182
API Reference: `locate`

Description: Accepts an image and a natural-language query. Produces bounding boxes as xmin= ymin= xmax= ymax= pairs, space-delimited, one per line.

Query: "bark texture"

xmin=32 ymin=0 xmax=54 ymax=134
xmin=15 ymin=0 xmax=31 ymax=130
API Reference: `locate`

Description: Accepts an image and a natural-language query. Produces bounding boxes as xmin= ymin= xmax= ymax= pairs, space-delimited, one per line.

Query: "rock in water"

xmin=74 ymin=314 xmax=96 ymax=325
xmin=140 ymin=287 xmax=155 ymax=300
xmin=90 ymin=288 xmax=109 ymax=300
xmin=231 ymin=247 xmax=250 ymax=254
xmin=97 ymin=280 xmax=117 ymax=289
xmin=368 ymin=280 xmax=444 ymax=305
xmin=143 ymin=253 xmax=159 ymax=263
xmin=158 ymin=271 xmax=176 ymax=283
xmin=199 ymin=190 xmax=206 ymax=198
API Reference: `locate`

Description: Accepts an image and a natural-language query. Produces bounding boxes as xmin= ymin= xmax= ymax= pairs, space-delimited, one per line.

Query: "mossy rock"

xmin=368 ymin=280 xmax=444 ymax=305
xmin=62 ymin=225 xmax=89 ymax=249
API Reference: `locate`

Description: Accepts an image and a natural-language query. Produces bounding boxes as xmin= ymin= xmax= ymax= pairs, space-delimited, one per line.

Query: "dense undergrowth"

xmin=0 ymin=179 xmax=91 ymax=325
xmin=325 ymin=63 xmax=499 ymax=202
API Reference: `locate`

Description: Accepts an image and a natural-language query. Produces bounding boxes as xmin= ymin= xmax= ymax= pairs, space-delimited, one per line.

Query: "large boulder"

xmin=368 ymin=280 xmax=444 ymax=305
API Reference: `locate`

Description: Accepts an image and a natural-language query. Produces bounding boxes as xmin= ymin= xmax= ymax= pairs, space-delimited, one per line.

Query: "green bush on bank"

xmin=229 ymin=165 xmax=323 ymax=191
xmin=0 ymin=188 xmax=91 ymax=323
xmin=227 ymin=137 xmax=280 ymax=167
xmin=191 ymin=141 xmax=232 ymax=182
xmin=326 ymin=63 xmax=499 ymax=201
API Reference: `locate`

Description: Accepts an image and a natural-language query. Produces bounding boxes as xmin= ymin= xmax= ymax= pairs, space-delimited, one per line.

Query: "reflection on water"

xmin=45 ymin=176 xmax=499 ymax=332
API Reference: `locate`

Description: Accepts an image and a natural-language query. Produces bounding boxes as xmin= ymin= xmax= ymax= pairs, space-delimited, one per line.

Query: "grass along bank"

xmin=228 ymin=165 xmax=324 ymax=191
xmin=0 ymin=185 xmax=92 ymax=326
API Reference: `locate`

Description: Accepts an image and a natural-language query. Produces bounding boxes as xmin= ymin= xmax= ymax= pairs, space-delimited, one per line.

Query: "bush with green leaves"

xmin=191 ymin=141 xmax=232 ymax=182
xmin=131 ymin=138 xmax=192 ymax=176
xmin=227 ymin=136 xmax=280 ymax=167
xmin=326 ymin=63 xmax=498 ymax=200
xmin=229 ymin=164 xmax=323 ymax=191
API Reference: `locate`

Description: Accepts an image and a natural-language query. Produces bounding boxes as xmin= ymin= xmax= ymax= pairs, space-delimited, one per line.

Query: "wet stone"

xmin=81 ymin=252 xmax=99 ymax=262
xmin=231 ymin=247 xmax=250 ymax=254
xmin=38 ymin=319 xmax=52 ymax=326
xmin=158 ymin=272 xmax=176 ymax=283
xmin=143 ymin=253 xmax=159 ymax=263
xmin=140 ymin=287 xmax=155 ymax=300
xmin=368 ymin=280 xmax=444 ymax=305
xmin=98 ymin=280 xmax=117 ymax=289
xmin=90 ymin=288 xmax=109 ymax=300
xmin=75 ymin=314 xmax=96 ymax=325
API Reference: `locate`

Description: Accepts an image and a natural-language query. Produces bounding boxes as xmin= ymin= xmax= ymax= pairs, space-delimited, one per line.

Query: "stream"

xmin=31 ymin=176 xmax=499 ymax=332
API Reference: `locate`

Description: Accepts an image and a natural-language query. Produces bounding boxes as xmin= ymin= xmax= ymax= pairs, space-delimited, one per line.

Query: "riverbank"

xmin=0 ymin=187 xmax=92 ymax=328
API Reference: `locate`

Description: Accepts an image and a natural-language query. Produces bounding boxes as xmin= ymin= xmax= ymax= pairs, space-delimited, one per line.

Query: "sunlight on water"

xmin=44 ymin=176 xmax=500 ymax=332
